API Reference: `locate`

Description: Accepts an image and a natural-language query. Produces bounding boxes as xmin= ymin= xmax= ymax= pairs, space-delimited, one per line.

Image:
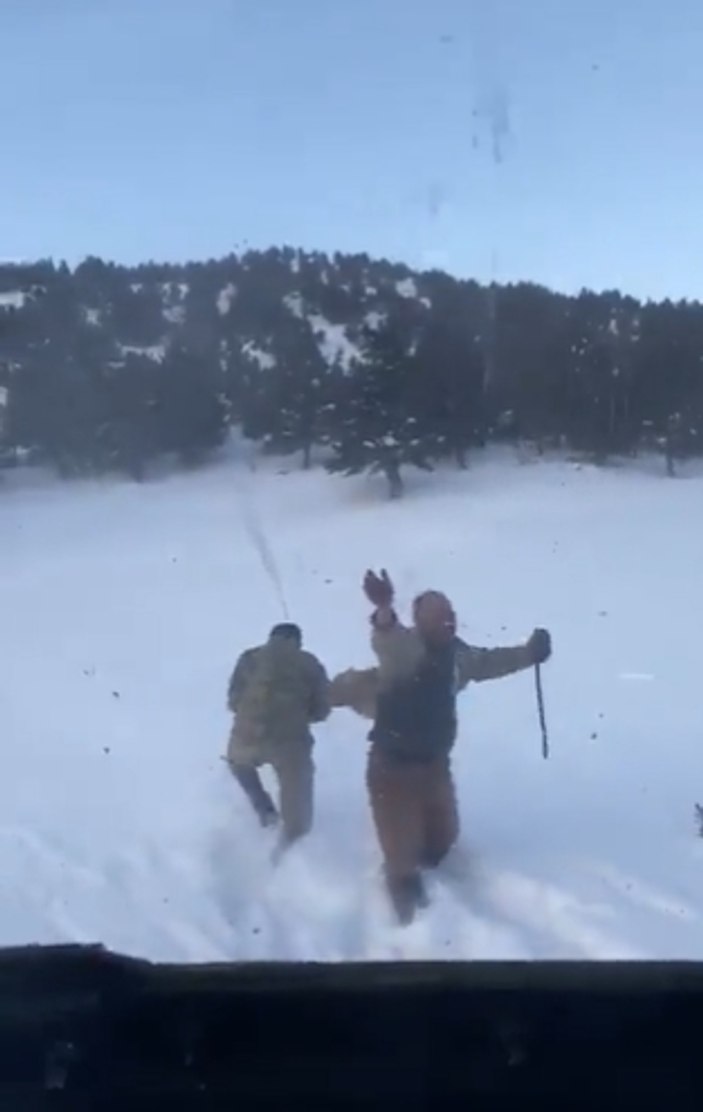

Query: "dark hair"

xmin=269 ymin=622 xmax=302 ymax=646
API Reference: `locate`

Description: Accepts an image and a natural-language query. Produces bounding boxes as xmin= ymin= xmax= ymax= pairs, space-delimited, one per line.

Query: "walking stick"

xmin=535 ymin=663 xmax=549 ymax=760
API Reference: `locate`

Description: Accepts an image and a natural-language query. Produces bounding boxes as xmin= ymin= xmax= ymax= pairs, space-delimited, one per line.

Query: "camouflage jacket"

xmin=227 ymin=636 xmax=330 ymax=766
xmin=330 ymin=614 xmax=533 ymax=762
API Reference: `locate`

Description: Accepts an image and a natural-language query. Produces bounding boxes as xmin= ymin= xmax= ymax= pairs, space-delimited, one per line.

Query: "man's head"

xmin=269 ymin=622 xmax=302 ymax=648
xmin=412 ymin=590 xmax=457 ymax=644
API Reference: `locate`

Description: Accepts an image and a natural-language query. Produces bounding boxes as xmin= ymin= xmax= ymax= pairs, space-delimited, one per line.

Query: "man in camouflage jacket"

xmin=330 ymin=571 xmax=552 ymax=924
xmin=226 ymin=623 xmax=330 ymax=855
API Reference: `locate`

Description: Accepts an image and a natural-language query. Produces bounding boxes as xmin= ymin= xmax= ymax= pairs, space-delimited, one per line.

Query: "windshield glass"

xmin=1 ymin=0 xmax=701 ymax=962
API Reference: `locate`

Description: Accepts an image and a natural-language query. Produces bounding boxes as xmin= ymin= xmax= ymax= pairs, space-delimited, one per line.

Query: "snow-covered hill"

xmin=2 ymin=446 xmax=702 ymax=961
xmin=0 ymin=250 xmax=429 ymax=380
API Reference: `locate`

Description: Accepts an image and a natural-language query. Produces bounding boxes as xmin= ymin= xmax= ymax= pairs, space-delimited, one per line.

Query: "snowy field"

xmin=2 ymin=443 xmax=703 ymax=962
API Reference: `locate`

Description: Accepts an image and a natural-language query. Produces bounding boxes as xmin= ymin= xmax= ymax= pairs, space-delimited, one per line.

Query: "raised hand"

xmin=363 ymin=568 xmax=394 ymax=607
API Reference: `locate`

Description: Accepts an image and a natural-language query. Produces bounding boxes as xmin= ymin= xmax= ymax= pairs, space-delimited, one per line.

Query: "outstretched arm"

xmin=456 ymin=628 xmax=551 ymax=688
xmin=329 ymin=667 xmax=379 ymax=720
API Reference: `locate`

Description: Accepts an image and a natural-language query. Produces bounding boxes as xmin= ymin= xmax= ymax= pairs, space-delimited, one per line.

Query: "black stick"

xmin=535 ymin=664 xmax=549 ymax=759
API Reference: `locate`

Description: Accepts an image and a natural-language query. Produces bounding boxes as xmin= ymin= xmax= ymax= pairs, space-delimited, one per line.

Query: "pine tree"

xmin=101 ymin=355 xmax=163 ymax=481
xmin=566 ymin=293 xmax=641 ymax=462
xmin=236 ymin=314 xmax=335 ymax=469
xmin=38 ymin=354 xmax=107 ymax=476
xmin=488 ymin=282 xmax=571 ymax=453
xmin=272 ymin=316 xmax=330 ymax=468
xmin=157 ymin=347 xmax=229 ymax=467
xmin=412 ymin=305 xmax=484 ymax=469
xmin=326 ymin=324 xmax=433 ymax=498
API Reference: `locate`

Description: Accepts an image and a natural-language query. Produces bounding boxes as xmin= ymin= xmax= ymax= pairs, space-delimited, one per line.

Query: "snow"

xmin=217 ymin=283 xmax=237 ymax=316
xmin=0 ymin=290 xmax=28 ymax=310
xmin=119 ymin=343 xmax=166 ymax=363
xmin=162 ymin=281 xmax=189 ymax=324
xmin=219 ymin=338 xmax=229 ymax=372
xmin=364 ymin=310 xmax=386 ymax=331
xmin=2 ymin=447 xmax=703 ymax=962
xmin=308 ymin=313 xmax=360 ymax=370
xmin=393 ymin=276 xmax=429 ymax=308
xmin=242 ymin=341 xmax=276 ymax=370
xmin=163 ymin=305 xmax=186 ymax=325
xmin=396 ymin=277 xmax=418 ymax=299
xmin=284 ymin=292 xmax=304 ymax=319
xmin=284 ymin=297 xmax=360 ymax=368
xmin=160 ymin=282 xmax=188 ymax=300
xmin=84 ymin=307 xmax=101 ymax=327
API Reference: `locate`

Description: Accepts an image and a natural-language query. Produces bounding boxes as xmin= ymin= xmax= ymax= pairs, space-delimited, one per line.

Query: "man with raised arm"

xmin=332 ymin=570 xmax=552 ymax=924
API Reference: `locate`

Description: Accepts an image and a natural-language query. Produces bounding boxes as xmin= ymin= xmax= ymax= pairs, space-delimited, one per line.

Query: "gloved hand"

xmin=363 ymin=568 xmax=394 ymax=607
xmin=528 ymin=627 xmax=552 ymax=665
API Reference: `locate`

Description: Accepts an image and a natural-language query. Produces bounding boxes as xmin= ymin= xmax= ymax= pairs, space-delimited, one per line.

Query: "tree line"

xmin=0 ymin=249 xmax=701 ymax=496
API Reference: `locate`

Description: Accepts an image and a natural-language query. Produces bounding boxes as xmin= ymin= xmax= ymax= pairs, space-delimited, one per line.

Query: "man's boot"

xmin=258 ymin=802 xmax=279 ymax=829
xmin=233 ymin=766 xmax=279 ymax=828
xmin=386 ymin=871 xmax=429 ymax=926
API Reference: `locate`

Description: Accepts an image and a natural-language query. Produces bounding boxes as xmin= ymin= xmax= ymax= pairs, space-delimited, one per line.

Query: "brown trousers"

xmin=231 ymin=745 xmax=314 ymax=844
xmin=366 ymin=747 xmax=459 ymax=881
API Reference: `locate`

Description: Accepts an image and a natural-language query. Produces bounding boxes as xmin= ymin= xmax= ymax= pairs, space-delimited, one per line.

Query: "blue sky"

xmin=1 ymin=0 xmax=702 ymax=300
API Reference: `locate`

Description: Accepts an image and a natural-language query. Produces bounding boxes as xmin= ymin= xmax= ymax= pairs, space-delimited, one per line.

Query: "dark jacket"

xmin=370 ymin=639 xmax=458 ymax=762
xmin=366 ymin=612 xmax=533 ymax=764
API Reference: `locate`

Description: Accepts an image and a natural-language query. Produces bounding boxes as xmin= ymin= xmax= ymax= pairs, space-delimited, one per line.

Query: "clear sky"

xmin=1 ymin=0 xmax=702 ymax=301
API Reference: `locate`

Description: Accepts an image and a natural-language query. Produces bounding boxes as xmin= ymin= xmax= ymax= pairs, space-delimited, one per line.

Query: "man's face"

xmin=414 ymin=591 xmax=457 ymax=643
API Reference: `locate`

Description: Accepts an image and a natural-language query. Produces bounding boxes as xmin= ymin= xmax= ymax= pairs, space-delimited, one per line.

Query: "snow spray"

xmin=236 ymin=455 xmax=290 ymax=620
xmin=241 ymin=497 xmax=290 ymax=619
